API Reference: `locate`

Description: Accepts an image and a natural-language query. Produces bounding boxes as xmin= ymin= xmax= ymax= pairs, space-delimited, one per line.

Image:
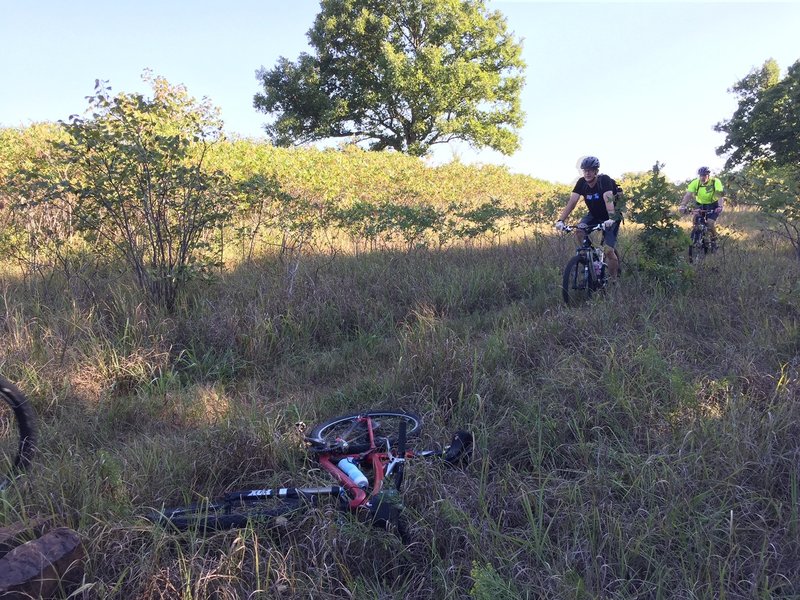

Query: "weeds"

xmin=1 ymin=219 xmax=799 ymax=598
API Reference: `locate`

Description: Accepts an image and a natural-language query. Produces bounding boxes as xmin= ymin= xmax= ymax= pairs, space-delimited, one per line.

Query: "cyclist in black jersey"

xmin=555 ymin=156 xmax=622 ymax=279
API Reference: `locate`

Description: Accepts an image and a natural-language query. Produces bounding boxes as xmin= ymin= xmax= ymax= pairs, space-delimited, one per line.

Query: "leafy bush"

xmin=55 ymin=75 xmax=232 ymax=310
xmin=625 ymin=162 xmax=689 ymax=283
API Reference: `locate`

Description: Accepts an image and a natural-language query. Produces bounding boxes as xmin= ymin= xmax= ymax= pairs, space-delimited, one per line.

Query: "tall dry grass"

xmin=1 ymin=213 xmax=799 ymax=598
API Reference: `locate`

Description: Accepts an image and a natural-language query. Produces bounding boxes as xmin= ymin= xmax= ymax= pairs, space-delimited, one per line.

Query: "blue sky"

xmin=2 ymin=1 xmax=798 ymax=184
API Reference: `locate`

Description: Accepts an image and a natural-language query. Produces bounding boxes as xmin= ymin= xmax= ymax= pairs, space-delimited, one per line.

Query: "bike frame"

xmin=688 ymin=208 xmax=717 ymax=259
xmin=150 ymin=415 xmax=471 ymax=537
xmin=566 ymin=224 xmax=606 ymax=283
xmin=317 ymin=416 xmax=404 ymax=509
xmin=230 ymin=416 xmax=434 ymax=511
xmin=692 ymin=209 xmax=712 ymax=234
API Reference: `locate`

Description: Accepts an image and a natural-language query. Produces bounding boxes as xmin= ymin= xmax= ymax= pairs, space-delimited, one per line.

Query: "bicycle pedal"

xmin=443 ymin=430 xmax=473 ymax=464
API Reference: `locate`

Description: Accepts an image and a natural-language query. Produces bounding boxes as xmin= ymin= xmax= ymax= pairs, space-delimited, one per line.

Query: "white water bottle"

xmin=337 ymin=457 xmax=368 ymax=488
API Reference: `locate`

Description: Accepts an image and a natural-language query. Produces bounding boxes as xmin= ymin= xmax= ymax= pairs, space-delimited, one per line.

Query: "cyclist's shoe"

xmin=443 ymin=430 xmax=473 ymax=465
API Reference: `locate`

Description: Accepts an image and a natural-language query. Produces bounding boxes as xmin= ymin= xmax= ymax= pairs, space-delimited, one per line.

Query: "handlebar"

xmin=680 ymin=207 xmax=718 ymax=216
xmin=560 ymin=223 xmax=605 ymax=234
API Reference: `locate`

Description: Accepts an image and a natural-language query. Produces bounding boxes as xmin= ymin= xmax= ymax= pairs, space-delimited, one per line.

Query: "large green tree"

xmin=714 ymin=58 xmax=799 ymax=168
xmin=254 ymin=0 xmax=525 ymax=156
xmin=715 ymin=59 xmax=800 ymax=259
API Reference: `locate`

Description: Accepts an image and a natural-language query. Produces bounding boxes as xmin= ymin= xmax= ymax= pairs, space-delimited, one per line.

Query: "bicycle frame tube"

xmin=224 ymin=486 xmax=344 ymax=502
xmin=576 ymin=238 xmax=591 ymax=252
xmin=318 ymin=454 xmax=369 ymax=508
xmin=321 ymin=449 xmax=411 ymax=507
xmin=693 ymin=209 xmax=711 ymax=226
xmin=573 ymin=225 xmax=603 ymax=257
xmin=220 ymin=439 xmax=420 ymax=512
xmin=316 ymin=416 xmax=417 ymax=509
xmin=692 ymin=212 xmax=710 ymax=241
xmin=316 ymin=416 xmax=380 ymax=508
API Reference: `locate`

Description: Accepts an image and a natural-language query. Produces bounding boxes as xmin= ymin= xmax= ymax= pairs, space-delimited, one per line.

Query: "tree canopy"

xmin=253 ymin=0 xmax=525 ymax=157
xmin=716 ymin=58 xmax=800 ymax=260
xmin=715 ymin=58 xmax=800 ymax=169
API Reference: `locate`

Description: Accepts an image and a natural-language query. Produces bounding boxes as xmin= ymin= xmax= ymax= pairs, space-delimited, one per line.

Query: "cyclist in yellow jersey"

xmin=679 ymin=166 xmax=725 ymax=245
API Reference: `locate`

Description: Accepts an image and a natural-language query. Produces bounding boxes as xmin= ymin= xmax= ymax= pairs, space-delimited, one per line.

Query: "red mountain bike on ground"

xmin=147 ymin=410 xmax=472 ymax=541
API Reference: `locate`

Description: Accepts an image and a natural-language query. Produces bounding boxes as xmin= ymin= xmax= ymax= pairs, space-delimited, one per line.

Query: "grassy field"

xmin=1 ymin=211 xmax=799 ymax=599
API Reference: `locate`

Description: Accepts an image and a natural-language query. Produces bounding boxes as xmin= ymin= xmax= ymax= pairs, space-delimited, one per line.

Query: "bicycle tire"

xmin=688 ymin=233 xmax=707 ymax=264
xmin=306 ymin=410 xmax=422 ymax=453
xmin=0 ymin=375 xmax=37 ymax=489
xmin=562 ymin=255 xmax=592 ymax=305
xmin=150 ymin=496 xmax=304 ymax=532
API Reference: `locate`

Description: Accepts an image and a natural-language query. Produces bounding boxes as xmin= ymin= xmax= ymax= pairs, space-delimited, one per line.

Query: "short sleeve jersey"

xmin=572 ymin=174 xmax=617 ymax=220
xmin=687 ymin=177 xmax=724 ymax=204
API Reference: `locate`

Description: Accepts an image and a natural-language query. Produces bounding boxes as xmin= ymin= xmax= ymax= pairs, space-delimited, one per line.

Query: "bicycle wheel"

xmin=562 ymin=255 xmax=592 ymax=305
xmin=306 ymin=410 xmax=422 ymax=453
xmin=688 ymin=231 xmax=707 ymax=264
xmin=0 ymin=375 xmax=37 ymax=490
xmin=687 ymin=229 xmax=698 ymax=263
xmin=150 ymin=495 xmax=304 ymax=532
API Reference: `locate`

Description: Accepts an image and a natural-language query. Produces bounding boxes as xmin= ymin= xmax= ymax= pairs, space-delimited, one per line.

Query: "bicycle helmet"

xmin=580 ymin=156 xmax=600 ymax=170
xmin=697 ymin=166 xmax=711 ymax=176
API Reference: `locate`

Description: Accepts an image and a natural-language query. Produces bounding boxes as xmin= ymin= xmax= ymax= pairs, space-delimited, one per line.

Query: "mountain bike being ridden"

xmin=685 ymin=207 xmax=717 ymax=262
xmin=679 ymin=166 xmax=725 ymax=252
xmin=555 ymin=156 xmax=623 ymax=280
xmin=148 ymin=411 xmax=472 ymax=542
xmin=559 ymin=223 xmax=614 ymax=305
